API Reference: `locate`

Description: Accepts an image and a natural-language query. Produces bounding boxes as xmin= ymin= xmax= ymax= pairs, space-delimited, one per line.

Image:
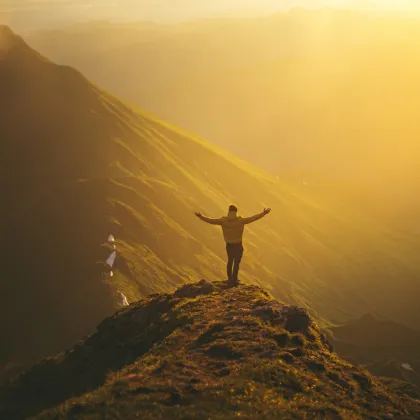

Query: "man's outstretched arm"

xmin=195 ymin=212 xmax=223 ymax=225
xmin=242 ymin=208 xmax=271 ymax=225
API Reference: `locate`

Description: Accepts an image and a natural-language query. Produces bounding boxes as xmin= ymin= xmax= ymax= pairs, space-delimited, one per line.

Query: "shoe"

xmin=228 ymin=279 xmax=239 ymax=287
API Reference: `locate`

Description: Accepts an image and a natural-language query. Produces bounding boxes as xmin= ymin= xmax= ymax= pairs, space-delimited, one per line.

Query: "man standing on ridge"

xmin=195 ymin=205 xmax=271 ymax=286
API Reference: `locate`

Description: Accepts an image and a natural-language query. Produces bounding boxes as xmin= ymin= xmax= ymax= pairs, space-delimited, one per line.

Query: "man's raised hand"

xmin=195 ymin=212 xmax=202 ymax=218
xmin=263 ymin=208 xmax=271 ymax=215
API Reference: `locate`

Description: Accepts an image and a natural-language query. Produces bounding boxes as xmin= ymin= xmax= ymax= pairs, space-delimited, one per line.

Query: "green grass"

xmin=2 ymin=281 xmax=419 ymax=419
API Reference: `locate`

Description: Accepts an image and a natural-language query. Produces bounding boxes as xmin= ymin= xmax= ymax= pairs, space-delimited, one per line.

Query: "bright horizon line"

xmin=3 ymin=1 xmax=420 ymax=34
xmin=6 ymin=10 xmax=420 ymax=36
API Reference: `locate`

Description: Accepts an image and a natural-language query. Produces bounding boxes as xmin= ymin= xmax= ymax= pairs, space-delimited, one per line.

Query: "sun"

xmin=367 ymin=0 xmax=419 ymax=9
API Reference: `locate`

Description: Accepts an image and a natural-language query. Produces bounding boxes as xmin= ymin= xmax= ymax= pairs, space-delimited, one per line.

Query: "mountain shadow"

xmin=327 ymin=313 xmax=420 ymax=391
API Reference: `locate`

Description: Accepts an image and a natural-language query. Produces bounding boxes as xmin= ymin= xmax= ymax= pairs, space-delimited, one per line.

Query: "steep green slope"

xmin=1 ymin=281 xmax=419 ymax=419
xmin=2 ymin=26 xmax=420 ymax=367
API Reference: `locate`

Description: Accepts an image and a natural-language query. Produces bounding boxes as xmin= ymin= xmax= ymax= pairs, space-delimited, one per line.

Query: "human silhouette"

xmin=195 ymin=204 xmax=271 ymax=286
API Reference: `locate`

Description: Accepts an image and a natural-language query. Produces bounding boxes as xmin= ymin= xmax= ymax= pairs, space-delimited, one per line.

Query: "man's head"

xmin=228 ymin=204 xmax=238 ymax=213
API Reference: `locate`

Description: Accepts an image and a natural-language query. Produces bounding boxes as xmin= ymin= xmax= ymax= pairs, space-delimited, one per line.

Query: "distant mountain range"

xmin=26 ymin=9 xmax=420 ymax=193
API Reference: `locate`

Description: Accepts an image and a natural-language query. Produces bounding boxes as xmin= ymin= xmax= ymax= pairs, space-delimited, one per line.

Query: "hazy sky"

xmin=2 ymin=0 xmax=420 ymax=32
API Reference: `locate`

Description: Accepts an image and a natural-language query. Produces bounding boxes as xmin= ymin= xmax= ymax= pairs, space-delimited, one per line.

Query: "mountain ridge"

xmin=2 ymin=280 xmax=419 ymax=419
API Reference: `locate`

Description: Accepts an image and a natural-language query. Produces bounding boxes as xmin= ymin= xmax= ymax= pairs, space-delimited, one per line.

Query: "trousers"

xmin=226 ymin=242 xmax=244 ymax=282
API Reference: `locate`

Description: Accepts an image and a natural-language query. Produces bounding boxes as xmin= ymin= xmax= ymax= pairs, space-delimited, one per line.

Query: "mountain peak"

xmin=0 ymin=25 xmax=47 ymax=62
xmin=2 ymin=280 xmax=419 ymax=419
xmin=0 ymin=25 xmax=25 ymax=50
xmin=0 ymin=25 xmax=16 ymax=38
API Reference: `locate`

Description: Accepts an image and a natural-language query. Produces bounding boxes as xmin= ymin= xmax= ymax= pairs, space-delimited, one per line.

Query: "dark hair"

xmin=228 ymin=204 xmax=238 ymax=212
